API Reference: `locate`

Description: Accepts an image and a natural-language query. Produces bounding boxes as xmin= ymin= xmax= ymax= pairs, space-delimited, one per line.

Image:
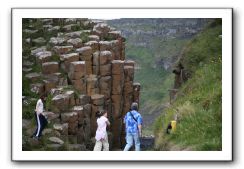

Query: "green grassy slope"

xmin=154 ymin=19 xmax=222 ymax=150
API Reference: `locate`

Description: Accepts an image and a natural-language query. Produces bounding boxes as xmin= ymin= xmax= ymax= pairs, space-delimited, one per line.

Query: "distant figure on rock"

xmin=123 ymin=102 xmax=143 ymax=151
xmin=32 ymin=95 xmax=47 ymax=140
xmin=93 ymin=110 xmax=110 ymax=151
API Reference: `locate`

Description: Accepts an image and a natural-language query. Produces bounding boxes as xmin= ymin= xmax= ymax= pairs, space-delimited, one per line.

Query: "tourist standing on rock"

xmin=93 ymin=110 xmax=110 ymax=151
xmin=123 ymin=102 xmax=143 ymax=151
xmin=32 ymin=95 xmax=47 ymax=140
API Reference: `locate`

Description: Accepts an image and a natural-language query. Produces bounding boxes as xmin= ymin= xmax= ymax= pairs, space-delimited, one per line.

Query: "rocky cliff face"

xmin=22 ymin=18 xmax=140 ymax=150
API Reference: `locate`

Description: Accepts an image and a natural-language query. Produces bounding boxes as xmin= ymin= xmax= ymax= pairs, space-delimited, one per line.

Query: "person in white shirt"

xmin=32 ymin=95 xmax=47 ymax=140
xmin=93 ymin=110 xmax=110 ymax=151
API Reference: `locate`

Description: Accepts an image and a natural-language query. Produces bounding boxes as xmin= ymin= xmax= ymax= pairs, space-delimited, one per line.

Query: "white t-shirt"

xmin=35 ymin=99 xmax=43 ymax=115
xmin=95 ymin=116 xmax=108 ymax=141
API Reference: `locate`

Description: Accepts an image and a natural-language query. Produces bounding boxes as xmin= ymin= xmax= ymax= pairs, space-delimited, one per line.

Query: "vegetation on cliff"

xmin=154 ymin=19 xmax=222 ymax=150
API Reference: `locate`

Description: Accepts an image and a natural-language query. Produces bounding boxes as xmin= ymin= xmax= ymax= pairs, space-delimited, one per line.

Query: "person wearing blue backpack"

xmin=123 ymin=102 xmax=143 ymax=151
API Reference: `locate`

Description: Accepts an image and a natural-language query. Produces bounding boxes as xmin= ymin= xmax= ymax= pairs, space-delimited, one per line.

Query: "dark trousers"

xmin=33 ymin=112 xmax=47 ymax=138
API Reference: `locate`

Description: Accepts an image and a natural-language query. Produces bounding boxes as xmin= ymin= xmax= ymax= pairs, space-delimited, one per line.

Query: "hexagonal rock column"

xmin=110 ymin=40 xmax=120 ymax=60
xmin=51 ymin=94 xmax=70 ymax=113
xmin=76 ymin=46 xmax=93 ymax=75
xmin=122 ymin=65 xmax=134 ymax=116
xmin=92 ymin=51 xmax=100 ymax=75
xmin=35 ymin=51 xmax=52 ymax=63
xmin=61 ymin=112 xmax=78 ymax=135
xmin=90 ymin=94 xmax=105 ymax=136
xmin=99 ymin=76 xmax=112 ymax=100
xmin=53 ymin=45 xmax=73 ymax=55
xmin=86 ymin=75 xmax=99 ymax=96
xmin=60 ymin=53 xmax=79 ymax=72
xmin=67 ymin=38 xmax=83 ymax=48
xmin=99 ymin=41 xmax=111 ymax=51
xmin=84 ymin=41 xmax=99 ymax=53
xmin=68 ymin=61 xmax=86 ymax=80
xmin=43 ymin=78 xmax=59 ymax=94
xmin=42 ymin=62 xmax=59 ymax=74
xmin=99 ymin=51 xmax=112 ymax=77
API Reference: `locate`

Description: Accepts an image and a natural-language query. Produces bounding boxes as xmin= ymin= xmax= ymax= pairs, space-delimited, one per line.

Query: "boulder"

xmin=41 ymin=18 xmax=53 ymax=25
xmin=43 ymin=128 xmax=61 ymax=137
xmin=93 ymin=23 xmax=111 ymax=35
xmin=67 ymin=38 xmax=83 ymax=48
xmin=63 ymin=24 xmax=77 ymax=32
xmin=31 ymin=46 xmax=46 ymax=56
xmin=65 ymin=31 xmax=82 ymax=38
xmin=112 ymin=60 xmax=124 ymax=75
xmin=25 ymin=72 xmax=41 ymax=82
xmin=48 ymin=137 xmax=64 ymax=145
xmin=47 ymin=26 xmax=60 ymax=32
xmin=35 ymin=51 xmax=52 ymax=63
xmin=53 ymin=46 xmax=73 ymax=54
xmin=33 ymin=37 xmax=46 ymax=45
xmin=23 ymin=61 xmax=34 ymax=67
xmin=42 ymin=111 xmax=60 ymax=123
xmin=49 ymin=37 xmax=66 ymax=45
xmin=53 ymin=123 xmax=68 ymax=135
xmin=42 ymin=62 xmax=59 ymax=74
xmin=88 ymin=35 xmax=100 ymax=42
xmin=22 ymin=68 xmax=32 ymax=73
xmin=23 ymin=29 xmax=38 ymax=35
xmin=30 ymin=83 xmax=44 ymax=94
xmin=65 ymin=18 xmax=77 ymax=24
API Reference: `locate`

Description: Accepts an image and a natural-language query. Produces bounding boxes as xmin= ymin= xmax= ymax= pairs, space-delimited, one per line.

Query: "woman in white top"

xmin=32 ymin=95 xmax=47 ymax=140
xmin=93 ymin=110 xmax=110 ymax=151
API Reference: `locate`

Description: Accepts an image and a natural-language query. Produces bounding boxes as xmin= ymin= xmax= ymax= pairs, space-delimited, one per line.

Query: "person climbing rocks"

xmin=32 ymin=95 xmax=47 ymax=140
xmin=123 ymin=102 xmax=143 ymax=151
xmin=93 ymin=110 xmax=110 ymax=151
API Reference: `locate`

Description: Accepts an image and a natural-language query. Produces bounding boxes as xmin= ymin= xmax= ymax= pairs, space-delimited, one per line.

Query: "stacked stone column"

xmin=111 ymin=60 xmax=124 ymax=148
xmin=24 ymin=19 xmax=140 ymax=150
